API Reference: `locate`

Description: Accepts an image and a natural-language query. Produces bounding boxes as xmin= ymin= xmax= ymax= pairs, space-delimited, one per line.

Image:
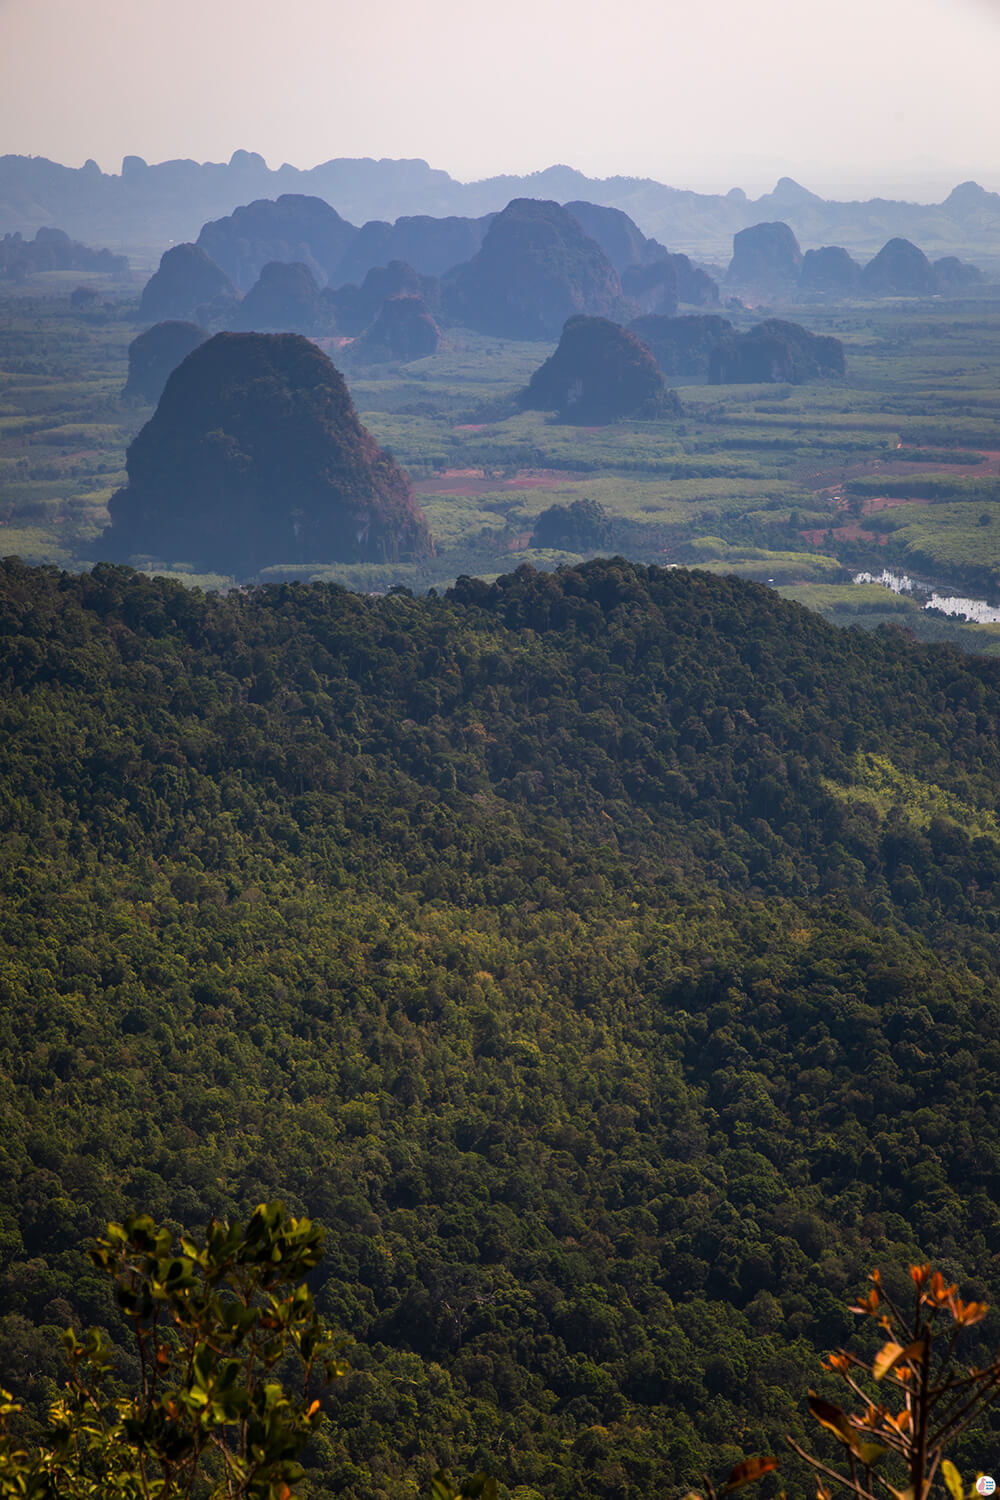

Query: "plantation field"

xmin=3 ymin=281 xmax=1000 ymax=642
xmin=0 ymin=286 xmax=141 ymax=561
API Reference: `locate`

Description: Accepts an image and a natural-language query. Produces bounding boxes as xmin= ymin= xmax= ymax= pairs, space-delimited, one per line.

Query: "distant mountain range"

xmin=3 ymin=152 xmax=1000 ymax=269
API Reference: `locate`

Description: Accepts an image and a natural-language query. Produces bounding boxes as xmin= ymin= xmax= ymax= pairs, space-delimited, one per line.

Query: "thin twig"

xmin=784 ymin=1436 xmax=877 ymax=1500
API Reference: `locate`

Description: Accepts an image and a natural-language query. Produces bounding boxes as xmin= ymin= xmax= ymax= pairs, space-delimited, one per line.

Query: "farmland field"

xmin=3 ymin=276 xmax=1000 ymax=648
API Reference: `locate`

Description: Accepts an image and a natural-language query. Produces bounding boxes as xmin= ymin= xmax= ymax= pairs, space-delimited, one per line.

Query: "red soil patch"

xmin=966 ymin=450 xmax=1000 ymax=474
xmin=799 ymin=527 xmax=888 ymax=546
xmin=896 ymin=444 xmax=1000 ymax=474
xmin=799 ymin=449 xmax=997 ymax=491
xmin=832 ymin=524 xmax=878 ymax=542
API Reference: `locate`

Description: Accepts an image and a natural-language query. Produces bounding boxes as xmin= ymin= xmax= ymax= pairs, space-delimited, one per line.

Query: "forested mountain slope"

xmin=3 ymin=557 xmax=1000 ymax=1499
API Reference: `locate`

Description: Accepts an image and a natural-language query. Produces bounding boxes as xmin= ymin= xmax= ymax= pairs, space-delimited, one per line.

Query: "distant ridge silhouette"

xmin=3 ymin=152 xmax=1000 ymax=267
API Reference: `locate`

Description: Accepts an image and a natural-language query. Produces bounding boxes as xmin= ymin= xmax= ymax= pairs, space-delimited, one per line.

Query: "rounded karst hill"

xmin=334 ymin=214 xmax=490 ymax=283
xmin=124 ymin=320 xmax=209 ymax=403
xmin=138 ymin=243 xmax=239 ymax=325
xmin=933 ymin=255 xmax=985 ymax=293
xmin=441 ymin=199 xmax=628 ymax=340
xmin=196 ymin=193 xmax=358 ymax=290
xmin=517 ymin=315 xmax=681 ymax=424
xmin=104 ymin=332 xmax=433 ymax=578
xmin=725 ymin=221 xmax=803 ymax=297
xmin=229 ymin=261 xmax=332 ymax=334
xmin=861 ymin=238 xmax=939 ymax=296
xmin=628 ymin=313 xmax=734 ymax=377
xmin=530 ymin=496 xmax=613 ymax=551
xmin=709 ymin=318 xmax=846 ymax=384
xmin=348 ymin=295 xmax=440 ymax=364
xmin=328 ymin=260 xmax=440 ymax=336
xmin=799 ymin=245 xmax=862 ymax=297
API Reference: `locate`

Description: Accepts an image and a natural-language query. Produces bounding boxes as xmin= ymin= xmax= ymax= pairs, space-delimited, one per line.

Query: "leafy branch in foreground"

xmin=788 ymin=1264 xmax=1000 ymax=1500
xmin=0 ymin=1202 xmax=350 ymax=1500
xmin=8 ymin=1213 xmax=1000 ymax=1500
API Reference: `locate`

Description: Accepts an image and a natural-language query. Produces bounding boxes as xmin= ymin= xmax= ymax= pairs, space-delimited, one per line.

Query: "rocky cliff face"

xmin=123 ymin=320 xmax=209 ymax=403
xmin=441 ymin=200 xmax=629 ymax=340
xmin=561 ymin=200 xmax=665 ymax=273
xmin=104 ymin=332 xmax=432 ymax=577
xmin=517 ymin=315 xmax=680 ymax=423
xmin=622 ymin=260 xmax=678 ymax=315
xmin=725 ymin=221 xmax=804 ymax=297
xmin=667 ymin=253 xmax=720 ymax=306
xmin=138 ymin=243 xmax=239 ymax=325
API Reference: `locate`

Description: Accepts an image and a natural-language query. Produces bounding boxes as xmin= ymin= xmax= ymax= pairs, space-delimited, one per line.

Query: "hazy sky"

xmin=2 ymin=0 xmax=999 ymax=199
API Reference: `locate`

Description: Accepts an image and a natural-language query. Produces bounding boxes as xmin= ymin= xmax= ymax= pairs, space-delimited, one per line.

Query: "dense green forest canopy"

xmin=3 ymin=557 xmax=1000 ymax=1496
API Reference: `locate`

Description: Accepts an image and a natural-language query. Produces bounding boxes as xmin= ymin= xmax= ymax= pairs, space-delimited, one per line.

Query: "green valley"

xmin=5 ymin=283 xmax=1000 ymax=654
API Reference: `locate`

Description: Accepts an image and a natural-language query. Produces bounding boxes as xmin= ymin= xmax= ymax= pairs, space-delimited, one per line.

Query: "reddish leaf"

xmin=720 ymin=1456 xmax=779 ymax=1494
xmin=808 ymin=1393 xmax=860 ymax=1452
